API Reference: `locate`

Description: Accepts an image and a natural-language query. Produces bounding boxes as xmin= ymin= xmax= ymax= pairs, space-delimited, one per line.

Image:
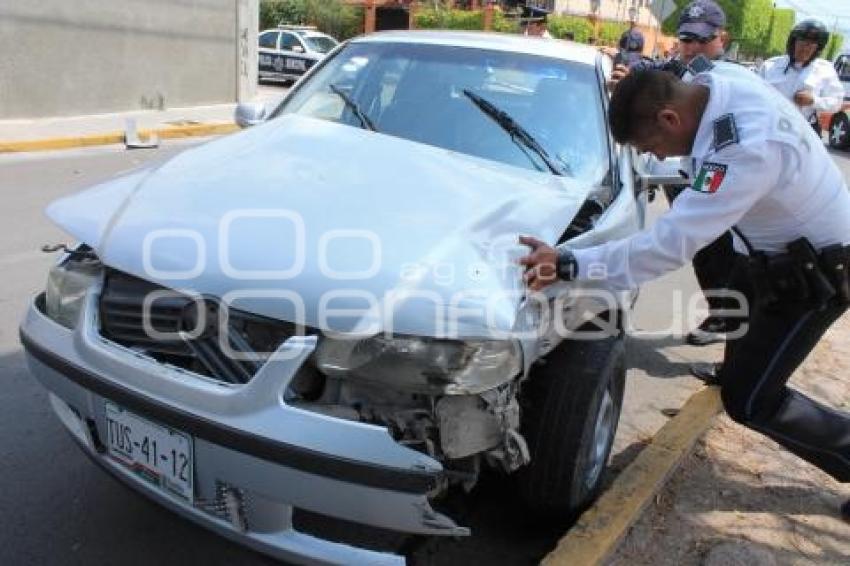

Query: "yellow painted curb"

xmin=542 ymin=387 xmax=723 ymax=566
xmin=0 ymin=122 xmax=239 ymax=154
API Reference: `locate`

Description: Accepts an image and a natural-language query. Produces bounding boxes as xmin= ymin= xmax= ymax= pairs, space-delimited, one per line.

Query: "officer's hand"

xmin=598 ymin=46 xmax=619 ymax=58
xmin=518 ymin=235 xmax=559 ymax=291
xmin=793 ymin=89 xmax=815 ymax=107
xmin=607 ymin=64 xmax=630 ymax=91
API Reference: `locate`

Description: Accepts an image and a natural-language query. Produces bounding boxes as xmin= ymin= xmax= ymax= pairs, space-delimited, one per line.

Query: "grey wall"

xmin=0 ymin=0 xmax=258 ymax=119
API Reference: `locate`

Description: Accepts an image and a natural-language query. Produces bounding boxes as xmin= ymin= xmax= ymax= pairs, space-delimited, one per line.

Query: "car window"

xmin=304 ymin=36 xmax=338 ymax=54
xmin=280 ymin=33 xmax=301 ymax=52
xmin=275 ymin=42 xmax=609 ymax=183
xmin=259 ymin=31 xmax=279 ymax=50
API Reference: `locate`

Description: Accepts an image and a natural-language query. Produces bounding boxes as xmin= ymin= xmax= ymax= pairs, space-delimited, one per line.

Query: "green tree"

xmin=260 ymin=0 xmax=363 ymax=40
xmin=765 ymin=8 xmax=795 ymax=58
xmin=260 ymin=0 xmax=308 ymax=30
xmin=737 ymin=0 xmax=772 ymax=57
xmin=414 ymin=7 xmax=483 ymax=30
xmin=547 ymin=15 xmax=594 ymax=42
xmin=598 ymin=21 xmax=629 ymax=46
xmin=825 ymin=31 xmax=845 ymax=61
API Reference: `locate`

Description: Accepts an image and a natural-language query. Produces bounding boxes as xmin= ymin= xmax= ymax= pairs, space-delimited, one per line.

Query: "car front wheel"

xmin=517 ymin=333 xmax=626 ymax=519
xmin=829 ymin=112 xmax=850 ymax=150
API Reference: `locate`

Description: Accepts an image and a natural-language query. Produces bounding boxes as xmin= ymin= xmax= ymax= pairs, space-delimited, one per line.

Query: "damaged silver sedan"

xmin=21 ymin=31 xmax=650 ymax=564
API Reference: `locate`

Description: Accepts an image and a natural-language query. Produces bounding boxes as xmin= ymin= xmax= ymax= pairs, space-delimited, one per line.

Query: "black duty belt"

xmin=733 ymin=229 xmax=850 ymax=307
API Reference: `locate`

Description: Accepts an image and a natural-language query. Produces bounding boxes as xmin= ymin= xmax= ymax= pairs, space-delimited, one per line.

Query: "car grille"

xmin=99 ymin=269 xmax=308 ymax=384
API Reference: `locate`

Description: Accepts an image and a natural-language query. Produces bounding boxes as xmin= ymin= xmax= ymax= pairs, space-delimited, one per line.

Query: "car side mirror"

xmin=629 ymin=147 xmax=690 ymax=194
xmin=637 ymin=173 xmax=691 ymax=194
xmin=235 ymin=102 xmax=267 ymax=128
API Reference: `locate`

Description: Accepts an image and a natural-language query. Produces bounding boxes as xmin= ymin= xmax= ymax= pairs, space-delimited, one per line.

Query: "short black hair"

xmin=608 ymin=69 xmax=679 ymax=144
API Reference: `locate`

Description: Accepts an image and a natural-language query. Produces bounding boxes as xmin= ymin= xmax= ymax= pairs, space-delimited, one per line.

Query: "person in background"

xmin=616 ymin=19 xmax=645 ymax=68
xmin=523 ymin=6 xmax=552 ymax=39
xmin=759 ymin=20 xmax=843 ymax=135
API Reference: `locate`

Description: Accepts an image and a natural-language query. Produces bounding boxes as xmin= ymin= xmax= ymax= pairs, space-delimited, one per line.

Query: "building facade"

xmin=0 ymin=0 xmax=257 ymax=119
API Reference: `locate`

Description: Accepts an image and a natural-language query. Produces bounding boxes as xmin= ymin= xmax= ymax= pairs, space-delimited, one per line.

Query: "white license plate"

xmin=105 ymin=402 xmax=194 ymax=502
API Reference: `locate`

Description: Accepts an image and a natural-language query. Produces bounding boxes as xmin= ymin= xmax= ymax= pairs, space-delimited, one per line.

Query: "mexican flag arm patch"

xmin=691 ymin=162 xmax=728 ymax=194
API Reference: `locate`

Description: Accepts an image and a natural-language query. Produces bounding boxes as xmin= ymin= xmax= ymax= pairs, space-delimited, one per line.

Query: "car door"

xmin=258 ymin=30 xmax=281 ymax=79
xmin=278 ymin=32 xmax=312 ymax=79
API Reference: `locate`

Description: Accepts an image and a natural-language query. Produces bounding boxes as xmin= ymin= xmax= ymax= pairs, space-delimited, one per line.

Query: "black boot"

xmin=752 ymin=391 xmax=850 ymax=483
xmin=690 ymin=362 xmax=722 ymax=385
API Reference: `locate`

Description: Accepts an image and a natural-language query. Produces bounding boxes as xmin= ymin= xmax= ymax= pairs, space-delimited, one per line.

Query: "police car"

xmin=258 ymin=25 xmax=338 ymax=83
xmin=823 ymin=50 xmax=850 ymax=149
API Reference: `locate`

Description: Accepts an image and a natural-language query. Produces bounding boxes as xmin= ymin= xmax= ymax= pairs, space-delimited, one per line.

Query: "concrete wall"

xmin=0 ymin=0 xmax=258 ymax=119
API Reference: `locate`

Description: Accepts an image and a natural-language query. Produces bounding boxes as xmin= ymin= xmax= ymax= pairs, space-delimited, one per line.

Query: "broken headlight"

xmin=315 ymin=334 xmax=522 ymax=395
xmin=45 ymin=250 xmax=102 ymax=329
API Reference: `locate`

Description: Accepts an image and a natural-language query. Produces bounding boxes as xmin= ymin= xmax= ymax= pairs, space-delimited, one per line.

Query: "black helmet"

xmin=787 ymin=19 xmax=829 ymax=66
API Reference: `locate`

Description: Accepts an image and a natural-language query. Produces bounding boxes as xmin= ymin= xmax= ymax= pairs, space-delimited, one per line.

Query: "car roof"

xmin=301 ymin=31 xmax=336 ymax=40
xmin=351 ymin=30 xmax=599 ymax=67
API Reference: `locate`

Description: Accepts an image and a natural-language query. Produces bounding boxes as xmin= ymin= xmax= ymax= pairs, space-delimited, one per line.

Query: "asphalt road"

xmin=2 ymin=141 xmax=849 ymax=566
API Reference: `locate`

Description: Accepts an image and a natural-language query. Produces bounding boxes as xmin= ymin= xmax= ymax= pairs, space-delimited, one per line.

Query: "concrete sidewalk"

xmin=0 ymin=85 xmax=287 ymax=152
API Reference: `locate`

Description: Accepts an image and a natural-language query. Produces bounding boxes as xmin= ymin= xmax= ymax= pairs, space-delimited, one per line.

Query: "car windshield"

xmin=304 ymin=35 xmax=338 ymax=54
xmin=273 ymin=41 xmax=609 ymax=182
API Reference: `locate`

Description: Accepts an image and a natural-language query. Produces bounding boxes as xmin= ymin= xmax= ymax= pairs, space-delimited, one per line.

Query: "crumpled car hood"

xmin=48 ymin=115 xmax=594 ymax=336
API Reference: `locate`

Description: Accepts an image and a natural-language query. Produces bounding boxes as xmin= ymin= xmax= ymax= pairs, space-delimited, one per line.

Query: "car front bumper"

xmin=20 ymin=292 xmax=465 ymax=566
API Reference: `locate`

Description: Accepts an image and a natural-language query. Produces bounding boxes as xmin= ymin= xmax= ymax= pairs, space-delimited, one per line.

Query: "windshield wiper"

xmin=329 ymin=84 xmax=377 ymax=132
xmin=462 ymin=89 xmax=565 ymax=176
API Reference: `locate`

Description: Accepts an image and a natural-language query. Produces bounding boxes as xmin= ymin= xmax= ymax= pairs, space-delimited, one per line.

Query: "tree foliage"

xmin=598 ymin=21 xmax=630 ymax=46
xmin=414 ymin=7 xmax=484 ymax=30
xmin=260 ymin=0 xmax=363 ymax=40
xmin=825 ymin=32 xmax=845 ymax=61
xmin=765 ymin=8 xmax=795 ymax=58
xmin=737 ymin=0 xmax=772 ymax=57
xmin=547 ymin=15 xmax=594 ymax=42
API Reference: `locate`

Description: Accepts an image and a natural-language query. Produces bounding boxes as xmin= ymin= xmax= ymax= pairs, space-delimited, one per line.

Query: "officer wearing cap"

xmin=609 ymin=0 xmax=753 ymax=87
xmin=519 ymin=68 xmax=850 ymax=517
xmin=759 ymin=20 xmax=843 ymax=134
xmin=617 ymin=21 xmax=645 ymax=68
xmin=523 ymin=6 xmax=552 ymax=39
xmin=610 ymin=1 xmax=754 ymax=353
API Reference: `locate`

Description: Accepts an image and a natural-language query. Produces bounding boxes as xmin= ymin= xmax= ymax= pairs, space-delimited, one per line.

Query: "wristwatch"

xmin=557 ymin=247 xmax=578 ymax=282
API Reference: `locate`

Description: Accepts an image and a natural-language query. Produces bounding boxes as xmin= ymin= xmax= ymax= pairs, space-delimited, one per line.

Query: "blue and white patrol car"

xmin=258 ymin=25 xmax=338 ymax=83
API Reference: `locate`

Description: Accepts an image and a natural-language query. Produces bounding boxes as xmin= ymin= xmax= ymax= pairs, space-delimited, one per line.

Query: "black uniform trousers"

xmin=718 ymin=261 xmax=850 ymax=482
xmin=665 ymin=187 xmax=738 ymax=325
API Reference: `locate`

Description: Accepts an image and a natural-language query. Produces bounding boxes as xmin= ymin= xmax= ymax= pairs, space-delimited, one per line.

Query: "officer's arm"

xmin=812 ymin=65 xmax=845 ymax=113
xmin=566 ymin=144 xmax=783 ymax=291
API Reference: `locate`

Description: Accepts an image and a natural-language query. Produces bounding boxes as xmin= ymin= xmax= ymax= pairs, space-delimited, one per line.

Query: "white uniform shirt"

xmin=759 ymin=55 xmax=843 ymax=121
xmin=570 ymin=72 xmax=850 ymax=291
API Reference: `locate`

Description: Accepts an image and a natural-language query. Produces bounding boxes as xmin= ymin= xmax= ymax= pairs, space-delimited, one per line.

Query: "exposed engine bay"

xmin=290 ymin=361 xmax=529 ymax=493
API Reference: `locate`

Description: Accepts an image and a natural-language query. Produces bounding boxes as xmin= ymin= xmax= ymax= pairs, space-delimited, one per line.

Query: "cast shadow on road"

xmin=627 ymin=334 xmax=709 ymax=380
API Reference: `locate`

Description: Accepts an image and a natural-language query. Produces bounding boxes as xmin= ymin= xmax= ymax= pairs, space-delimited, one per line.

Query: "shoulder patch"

xmin=688 ymin=54 xmax=715 ymax=75
xmin=692 ymin=162 xmax=728 ymax=194
xmin=712 ymin=113 xmax=739 ymax=151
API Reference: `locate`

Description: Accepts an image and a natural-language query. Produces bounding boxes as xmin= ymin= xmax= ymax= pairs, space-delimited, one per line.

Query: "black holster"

xmin=787 ymin=238 xmax=837 ymax=306
xmin=744 ymin=238 xmax=849 ymax=309
xmin=820 ymin=244 xmax=850 ymax=305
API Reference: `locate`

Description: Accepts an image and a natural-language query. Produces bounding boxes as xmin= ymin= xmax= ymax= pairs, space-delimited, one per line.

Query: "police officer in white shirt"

xmin=519 ymin=69 xmax=850 ymax=515
xmin=759 ymin=20 xmax=844 ymax=134
xmin=624 ymin=1 xmax=756 ymax=349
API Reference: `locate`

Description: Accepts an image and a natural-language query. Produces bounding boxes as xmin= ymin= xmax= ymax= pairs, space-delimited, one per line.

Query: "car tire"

xmin=829 ymin=112 xmax=850 ymax=150
xmin=517 ymin=332 xmax=626 ymax=519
